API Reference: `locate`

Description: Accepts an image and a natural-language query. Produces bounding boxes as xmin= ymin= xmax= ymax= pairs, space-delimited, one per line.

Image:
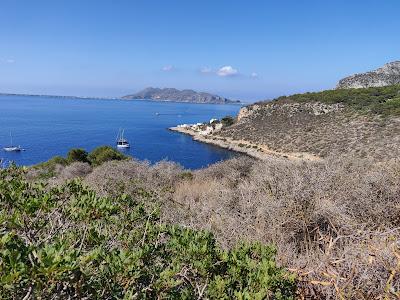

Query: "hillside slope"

xmin=215 ymin=85 xmax=400 ymax=160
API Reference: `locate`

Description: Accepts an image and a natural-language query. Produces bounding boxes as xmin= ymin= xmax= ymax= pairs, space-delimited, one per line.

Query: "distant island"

xmin=0 ymin=88 xmax=241 ymax=104
xmin=122 ymin=87 xmax=240 ymax=104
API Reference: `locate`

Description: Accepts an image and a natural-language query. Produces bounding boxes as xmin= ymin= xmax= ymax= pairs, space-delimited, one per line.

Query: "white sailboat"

xmin=116 ymin=129 xmax=130 ymax=148
xmin=3 ymin=132 xmax=23 ymax=152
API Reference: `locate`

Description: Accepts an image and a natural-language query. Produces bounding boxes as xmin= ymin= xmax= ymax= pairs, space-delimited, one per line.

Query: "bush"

xmin=221 ymin=115 xmax=235 ymax=127
xmin=87 ymin=146 xmax=128 ymax=166
xmin=42 ymin=155 xmax=68 ymax=167
xmin=0 ymin=166 xmax=296 ymax=299
xmin=58 ymin=162 xmax=92 ymax=180
xmin=66 ymin=148 xmax=89 ymax=163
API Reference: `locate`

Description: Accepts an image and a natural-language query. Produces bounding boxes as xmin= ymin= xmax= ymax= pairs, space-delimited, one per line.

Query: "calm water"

xmin=0 ymin=95 xmax=241 ymax=169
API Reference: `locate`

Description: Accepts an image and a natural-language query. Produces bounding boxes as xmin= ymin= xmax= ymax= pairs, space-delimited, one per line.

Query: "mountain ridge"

xmin=337 ymin=61 xmax=400 ymax=89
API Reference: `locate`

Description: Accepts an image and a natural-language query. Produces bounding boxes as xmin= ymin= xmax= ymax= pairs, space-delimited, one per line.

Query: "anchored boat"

xmin=3 ymin=132 xmax=23 ymax=152
xmin=116 ymin=129 xmax=130 ymax=149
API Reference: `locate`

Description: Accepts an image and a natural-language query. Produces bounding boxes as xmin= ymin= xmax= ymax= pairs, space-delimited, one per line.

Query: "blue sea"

xmin=0 ymin=95 xmax=241 ymax=169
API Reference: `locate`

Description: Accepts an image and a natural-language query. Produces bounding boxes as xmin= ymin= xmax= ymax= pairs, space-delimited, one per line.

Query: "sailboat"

xmin=116 ymin=129 xmax=130 ymax=148
xmin=3 ymin=132 xmax=23 ymax=152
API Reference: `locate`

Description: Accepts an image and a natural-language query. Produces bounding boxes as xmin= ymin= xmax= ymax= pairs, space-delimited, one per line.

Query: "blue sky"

xmin=0 ymin=0 xmax=399 ymax=102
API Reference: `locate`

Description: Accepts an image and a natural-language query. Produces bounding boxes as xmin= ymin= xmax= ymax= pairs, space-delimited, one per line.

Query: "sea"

xmin=0 ymin=95 xmax=242 ymax=169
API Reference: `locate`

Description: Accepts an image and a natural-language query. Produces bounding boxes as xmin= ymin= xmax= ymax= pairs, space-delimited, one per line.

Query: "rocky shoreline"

xmin=169 ymin=126 xmax=320 ymax=161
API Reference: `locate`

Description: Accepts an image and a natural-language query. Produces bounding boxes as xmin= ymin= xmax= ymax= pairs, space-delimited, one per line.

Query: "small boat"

xmin=3 ymin=146 xmax=22 ymax=152
xmin=3 ymin=132 xmax=23 ymax=152
xmin=116 ymin=129 xmax=130 ymax=148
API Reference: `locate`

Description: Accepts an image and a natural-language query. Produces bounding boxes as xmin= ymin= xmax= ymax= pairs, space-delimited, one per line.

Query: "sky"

xmin=0 ymin=0 xmax=399 ymax=102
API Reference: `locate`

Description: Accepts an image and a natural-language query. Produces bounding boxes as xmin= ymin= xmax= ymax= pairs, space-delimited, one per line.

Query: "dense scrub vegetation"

xmin=172 ymin=157 xmax=400 ymax=298
xmin=0 ymin=164 xmax=295 ymax=299
xmin=29 ymin=153 xmax=400 ymax=299
xmin=272 ymin=84 xmax=400 ymax=116
xmin=3 ymin=143 xmax=400 ymax=298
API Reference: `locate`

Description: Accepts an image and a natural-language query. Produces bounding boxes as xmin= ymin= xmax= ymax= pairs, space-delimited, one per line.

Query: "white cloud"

xmin=200 ymin=66 xmax=213 ymax=74
xmin=217 ymin=65 xmax=238 ymax=77
xmin=162 ymin=65 xmax=174 ymax=71
xmin=250 ymin=72 xmax=258 ymax=78
xmin=1 ymin=58 xmax=15 ymax=64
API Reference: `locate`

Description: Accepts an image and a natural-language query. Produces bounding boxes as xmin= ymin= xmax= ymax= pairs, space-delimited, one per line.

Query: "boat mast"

xmin=116 ymin=128 xmax=121 ymax=142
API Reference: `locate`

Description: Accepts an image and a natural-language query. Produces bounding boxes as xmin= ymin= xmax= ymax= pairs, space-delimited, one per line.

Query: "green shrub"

xmin=87 ymin=146 xmax=128 ymax=166
xmin=41 ymin=155 xmax=68 ymax=167
xmin=0 ymin=166 xmax=296 ymax=299
xmin=66 ymin=148 xmax=89 ymax=163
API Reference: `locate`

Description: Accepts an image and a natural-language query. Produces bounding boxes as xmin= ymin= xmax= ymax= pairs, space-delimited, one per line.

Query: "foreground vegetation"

xmin=3 ymin=139 xmax=400 ymax=299
xmin=0 ymin=163 xmax=295 ymax=299
xmin=34 ymin=151 xmax=400 ymax=299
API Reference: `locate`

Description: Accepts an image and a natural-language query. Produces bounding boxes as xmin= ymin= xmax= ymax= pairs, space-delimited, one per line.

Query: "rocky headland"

xmin=171 ymin=83 xmax=400 ymax=162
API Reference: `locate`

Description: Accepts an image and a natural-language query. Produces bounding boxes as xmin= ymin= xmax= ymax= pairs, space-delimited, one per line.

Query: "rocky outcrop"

xmin=122 ymin=87 xmax=240 ymax=104
xmin=237 ymin=104 xmax=261 ymax=121
xmin=337 ymin=61 xmax=400 ymax=89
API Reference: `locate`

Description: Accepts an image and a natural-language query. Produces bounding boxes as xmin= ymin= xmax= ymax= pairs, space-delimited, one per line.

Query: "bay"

xmin=0 ymin=95 xmax=241 ymax=169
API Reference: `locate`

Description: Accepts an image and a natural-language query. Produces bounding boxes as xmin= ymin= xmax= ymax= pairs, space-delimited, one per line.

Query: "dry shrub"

xmin=294 ymin=228 xmax=400 ymax=299
xmin=195 ymin=156 xmax=255 ymax=187
xmin=148 ymin=160 xmax=185 ymax=188
xmin=170 ymin=156 xmax=400 ymax=298
xmin=25 ymin=163 xmax=66 ymax=181
xmin=59 ymin=162 xmax=92 ymax=179
xmin=84 ymin=159 xmax=184 ymax=200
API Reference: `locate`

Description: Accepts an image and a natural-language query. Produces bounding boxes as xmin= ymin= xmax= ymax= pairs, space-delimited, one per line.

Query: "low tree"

xmin=66 ymin=148 xmax=89 ymax=163
xmin=88 ymin=146 xmax=127 ymax=166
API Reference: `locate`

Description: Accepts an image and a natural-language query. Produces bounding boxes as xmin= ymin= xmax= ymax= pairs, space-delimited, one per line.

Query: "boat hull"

xmin=3 ymin=147 xmax=22 ymax=152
